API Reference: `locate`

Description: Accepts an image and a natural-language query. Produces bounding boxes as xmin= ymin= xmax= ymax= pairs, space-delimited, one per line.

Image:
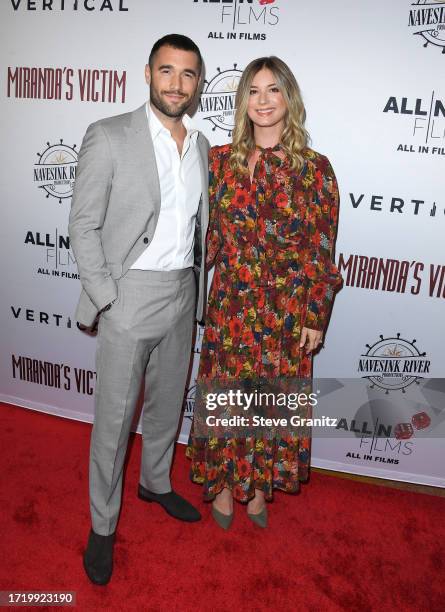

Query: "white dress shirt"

xmin=130 ymin=102 xmax=201 ymax=271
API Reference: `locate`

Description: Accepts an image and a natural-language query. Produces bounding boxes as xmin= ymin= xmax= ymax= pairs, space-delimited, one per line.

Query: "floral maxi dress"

xmin=186 ymin=144 xmax=343 ymax=502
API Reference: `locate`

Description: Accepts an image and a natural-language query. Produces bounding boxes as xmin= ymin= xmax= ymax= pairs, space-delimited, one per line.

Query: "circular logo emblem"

xmin=34 ymin=140 xmax=77 ymax=203
xmin=199 ymin=66 xmax=242 ymax=134
xmin=409 ymin=1 xmax=445 ymax=54
xmin=358 ymin=333 xmax=429 ymax=392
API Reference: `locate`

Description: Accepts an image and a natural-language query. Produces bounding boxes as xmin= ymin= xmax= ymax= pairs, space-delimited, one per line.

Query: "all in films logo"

xmin=24 ymin=229 xmax=78 ymax=279
xmin=408 ymin=1 xmax=445 ymax=54
xmin=382 ymin=91 xmax=445 ymax=156
xmin=34 ymin=139 xmax=77 ymax=203
xmin=193 ymin=0 xmax=280 ymax=41
xmin=199 ymin=65 xmax=242 ymax=135
xmin=358 ymin=333 xmax=430 ymax=393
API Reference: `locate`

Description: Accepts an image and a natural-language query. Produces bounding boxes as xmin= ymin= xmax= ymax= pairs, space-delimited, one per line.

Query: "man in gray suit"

xmin=69 ymin=34 xmax=209 ymax=585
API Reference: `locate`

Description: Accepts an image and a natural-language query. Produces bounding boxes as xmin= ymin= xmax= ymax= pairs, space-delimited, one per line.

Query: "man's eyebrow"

xmin=157 ymin=64 xmax=197 ymax=77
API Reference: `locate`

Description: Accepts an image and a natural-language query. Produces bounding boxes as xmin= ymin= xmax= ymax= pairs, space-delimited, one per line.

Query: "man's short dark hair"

xmin=148 ymin=34 xmax=202 ymax=73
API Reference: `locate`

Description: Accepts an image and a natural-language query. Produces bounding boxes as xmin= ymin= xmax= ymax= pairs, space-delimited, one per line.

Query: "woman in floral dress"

xmin=187 ymin=56 xmax=342 ymax=528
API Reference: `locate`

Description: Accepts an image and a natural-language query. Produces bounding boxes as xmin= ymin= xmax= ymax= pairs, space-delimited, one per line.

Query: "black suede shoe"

xmin=138 ymin=484 xmax=201 ymax=522
xmin=83 ymin=529 xmax=115 ymax=585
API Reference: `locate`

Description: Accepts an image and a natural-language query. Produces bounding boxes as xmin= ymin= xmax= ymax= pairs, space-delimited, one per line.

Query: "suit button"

xmin=143 ymin=237 xmax=149 ymax=244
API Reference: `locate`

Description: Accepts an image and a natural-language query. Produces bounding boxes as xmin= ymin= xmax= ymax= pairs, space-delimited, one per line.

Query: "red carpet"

xmin=0 ymin=402 xmax=444 ymax=611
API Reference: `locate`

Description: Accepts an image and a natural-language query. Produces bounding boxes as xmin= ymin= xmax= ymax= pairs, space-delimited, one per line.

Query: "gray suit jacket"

xmin=69 ymin=104 xmax=209 ymax=327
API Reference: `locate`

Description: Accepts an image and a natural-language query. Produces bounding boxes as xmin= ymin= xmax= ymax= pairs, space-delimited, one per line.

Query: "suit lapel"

xmin=128 ymin=104 xmax=161 ymax=218
xmin=128 ymin=106 xmax=208 ymax=247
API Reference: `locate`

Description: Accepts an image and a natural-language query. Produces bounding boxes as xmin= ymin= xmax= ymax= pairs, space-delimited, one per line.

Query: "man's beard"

xmin=150 ymin=84 xmax=192 ymax=118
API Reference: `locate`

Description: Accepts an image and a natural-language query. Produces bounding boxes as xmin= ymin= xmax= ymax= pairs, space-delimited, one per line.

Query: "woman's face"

xmin=246 ymin=67 xmax=287 ymax=131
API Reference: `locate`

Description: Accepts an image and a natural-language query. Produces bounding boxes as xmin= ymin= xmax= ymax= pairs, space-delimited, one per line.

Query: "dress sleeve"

xmin=206 ymin=147 xmax=223 ymax=268
xmin=303 ymin=156 xmax=343 ymax=331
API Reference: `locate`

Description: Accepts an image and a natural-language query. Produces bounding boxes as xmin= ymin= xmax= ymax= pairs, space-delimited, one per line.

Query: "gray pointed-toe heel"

xmin=247 ymin=505 xmax=268 ymax=528
xmin=211 ymin=505 xmax=233 ymax=530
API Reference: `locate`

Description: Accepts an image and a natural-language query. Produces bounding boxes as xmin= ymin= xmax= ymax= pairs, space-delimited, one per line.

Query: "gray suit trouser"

xmin=90 ymin=268 xmax=195 ymax=536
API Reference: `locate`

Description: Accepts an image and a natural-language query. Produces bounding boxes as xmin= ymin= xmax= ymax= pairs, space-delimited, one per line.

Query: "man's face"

xmin=145 ymin=45 xmax=201 ymax=119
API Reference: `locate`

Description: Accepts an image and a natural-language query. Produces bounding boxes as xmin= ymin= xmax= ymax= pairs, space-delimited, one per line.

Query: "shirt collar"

xmin=146 ymin=101 xmax=198 ymax=142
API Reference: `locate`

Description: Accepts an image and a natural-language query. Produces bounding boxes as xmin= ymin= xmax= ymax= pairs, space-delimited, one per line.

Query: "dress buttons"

xmin=143 ymin=237 xmax=149 ymax=244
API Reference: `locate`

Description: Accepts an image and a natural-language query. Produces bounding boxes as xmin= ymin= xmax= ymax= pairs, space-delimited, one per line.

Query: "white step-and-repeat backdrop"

xmin=1 ymin=0 xmax=444 ymax=487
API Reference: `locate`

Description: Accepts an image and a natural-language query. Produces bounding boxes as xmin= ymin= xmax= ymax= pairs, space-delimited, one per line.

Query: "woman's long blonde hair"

xmin=229 ymin=56 xmax=309 ymax=174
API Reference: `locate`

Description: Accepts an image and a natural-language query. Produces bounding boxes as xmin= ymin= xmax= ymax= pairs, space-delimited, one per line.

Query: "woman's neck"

xmin=253 ymin=123 xmax=283 ymax=149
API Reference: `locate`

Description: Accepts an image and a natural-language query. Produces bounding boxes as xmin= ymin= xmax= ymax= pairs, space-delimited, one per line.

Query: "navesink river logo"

xmin=408 ymin=1 xmax=445 ymax=54
xmin=199 ymin=65 xmax=242 ymax=135
xmin=358 ymin=333 xmax=430 ymax=392
xmin=34 ymin=140 xmax=77 ymax=203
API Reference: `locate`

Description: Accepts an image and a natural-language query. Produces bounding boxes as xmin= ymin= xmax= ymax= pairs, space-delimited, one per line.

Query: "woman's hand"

xmin=300 ymin=327 xmax=323 ymax=354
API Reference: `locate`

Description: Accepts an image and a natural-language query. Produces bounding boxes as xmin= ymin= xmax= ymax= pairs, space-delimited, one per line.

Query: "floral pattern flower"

xmin=187 ymin=144 xmax=342 ymax=502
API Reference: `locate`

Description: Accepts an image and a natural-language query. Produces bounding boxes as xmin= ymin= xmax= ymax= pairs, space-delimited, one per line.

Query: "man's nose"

xmin=169 ymin=72 xmax=181 ymax=91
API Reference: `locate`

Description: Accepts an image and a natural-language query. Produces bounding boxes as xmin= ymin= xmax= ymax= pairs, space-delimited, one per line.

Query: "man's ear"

xmin=145 ymin=64 xmax=151 ymax=86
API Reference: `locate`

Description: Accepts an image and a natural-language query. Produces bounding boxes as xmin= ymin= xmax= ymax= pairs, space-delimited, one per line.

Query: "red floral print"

xmin=187 ymin=144 xmax=342 ymax=502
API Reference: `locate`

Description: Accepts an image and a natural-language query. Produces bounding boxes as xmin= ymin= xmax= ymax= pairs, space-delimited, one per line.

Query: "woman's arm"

xmin=303 ymin=156 xmax=343 ymax=334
